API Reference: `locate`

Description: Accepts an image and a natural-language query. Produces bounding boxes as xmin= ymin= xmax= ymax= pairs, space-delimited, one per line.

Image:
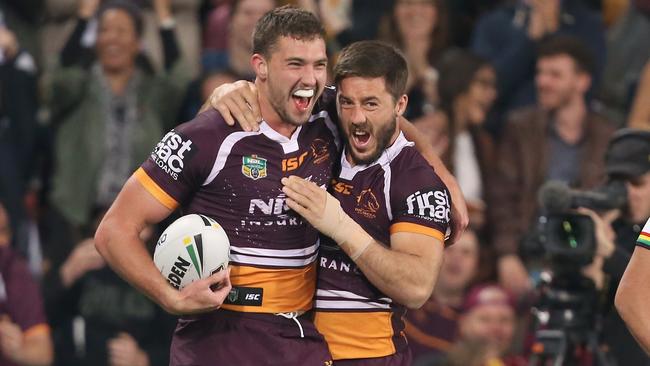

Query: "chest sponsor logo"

xmin=244 ymin=194 xmax=304 ymax=227
xmin=249 ymin=195 xmax=290 ymax=215
xmin=406 ymin=189 xmax=450 ymax=223
xmin=311 ymin=138 xmax=330 ymax=164
xmin=320 ymin=255 xmax=362 ymax=275
xmin=242 ymin=155 xmax=267 ymax=180
xmin=151 ymin=130 xmax=195 ymax=180
xmin=354 ymin=188 xmax=380 ymax=219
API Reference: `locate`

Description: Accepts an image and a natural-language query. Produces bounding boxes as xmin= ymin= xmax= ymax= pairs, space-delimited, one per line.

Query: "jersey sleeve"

xmin=636 ymin=218 xmax=650 ymax=250
xmin=389 ymin=154 xmax=451 ymax=244
xmin=135 ymin=109 xmax=227 ymax=209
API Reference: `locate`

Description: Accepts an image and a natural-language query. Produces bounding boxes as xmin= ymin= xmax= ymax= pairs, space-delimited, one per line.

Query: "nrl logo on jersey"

xmin=242 ymin=155 xmax=267 ymax=180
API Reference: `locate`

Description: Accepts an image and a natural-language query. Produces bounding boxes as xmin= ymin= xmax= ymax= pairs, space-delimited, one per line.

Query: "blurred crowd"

xmin=0 ymin=0 xmax=649 ymax=365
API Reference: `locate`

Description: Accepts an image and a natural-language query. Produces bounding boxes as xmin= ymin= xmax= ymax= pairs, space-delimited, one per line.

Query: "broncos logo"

xmin=355 ymin=189 xmax=380 ymax=218
xmin=310 ymin=138 xmax=330 ymax=164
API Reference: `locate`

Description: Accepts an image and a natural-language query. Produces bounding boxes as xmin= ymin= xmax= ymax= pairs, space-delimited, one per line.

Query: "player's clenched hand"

xmin=107 ymin=332 xmax=149 ymax=366
xmin=200 ymin=80 xmax=261 ymax=131
xmin=165 ymin=268 xmax=232 ymax=315
xmin=281 ymin=176 xmax=348 ymax=242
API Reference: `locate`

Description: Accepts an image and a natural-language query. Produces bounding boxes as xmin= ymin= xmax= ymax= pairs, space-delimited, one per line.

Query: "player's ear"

xmin=394 ymin=94 xmax=408 ymax=117
xmin=252 ymin=54 xmax=268 ymax=80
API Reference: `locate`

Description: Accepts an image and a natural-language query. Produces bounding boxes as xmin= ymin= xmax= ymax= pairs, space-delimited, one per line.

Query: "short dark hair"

xmin=334 ymin=40 xmax=408 ymax=101
xmin=252 ymin=5 xmax=325 ymax=58
xmin=98 ymin=0 xmax=144 ymax=38
xmin=537 ymin=35 xmax=595 ymax=75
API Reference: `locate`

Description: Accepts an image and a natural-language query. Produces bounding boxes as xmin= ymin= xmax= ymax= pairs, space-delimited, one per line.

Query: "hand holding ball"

xmin=154 ymin=214 xmax=230 ymax=290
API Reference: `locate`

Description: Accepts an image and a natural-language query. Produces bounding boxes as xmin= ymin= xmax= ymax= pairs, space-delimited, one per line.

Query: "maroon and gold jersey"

xmin=314 ymin=133 xmax=451 ymax=360
xmin=136 ymin=90 xmax=340 ymax=314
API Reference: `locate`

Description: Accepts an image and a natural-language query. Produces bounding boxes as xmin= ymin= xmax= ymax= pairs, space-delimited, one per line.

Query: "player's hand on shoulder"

xmin=202 ymin=80 xmax=261 ymax=132
xmin=165 ymin=268 xmax=232 ymax=315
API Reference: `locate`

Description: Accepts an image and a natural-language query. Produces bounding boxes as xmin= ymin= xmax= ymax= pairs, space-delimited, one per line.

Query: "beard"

xmin=346 ymin=116 xmax=397 ymax=165
xmin=537 ymin=85 xmax=579 ymax=112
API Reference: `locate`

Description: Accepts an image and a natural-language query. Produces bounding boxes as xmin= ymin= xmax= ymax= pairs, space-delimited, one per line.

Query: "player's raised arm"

xmin=282 ymin=176 xmax=443 ymax=309
xmin=95 ymin=176 xmax=231 ymax=315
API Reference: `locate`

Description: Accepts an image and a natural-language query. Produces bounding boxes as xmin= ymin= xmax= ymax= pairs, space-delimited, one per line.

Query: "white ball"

xmin=154 ymin=214 xmax=230 ymax=290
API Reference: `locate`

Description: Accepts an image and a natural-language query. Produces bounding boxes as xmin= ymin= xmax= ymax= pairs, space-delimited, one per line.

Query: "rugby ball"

xmin=154 ymin=214 xmax=230 ymax=290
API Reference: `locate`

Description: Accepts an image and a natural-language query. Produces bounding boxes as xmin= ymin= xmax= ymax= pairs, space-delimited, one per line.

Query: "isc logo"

xmin=282 ymin=151 xmax=309 ymax=172
xmin=245 ymin=293 xmax=261 ymax=301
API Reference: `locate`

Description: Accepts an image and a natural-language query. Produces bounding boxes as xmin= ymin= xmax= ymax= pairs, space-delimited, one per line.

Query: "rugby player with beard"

xmin=210 ymin=41 xmax=457 ymax=365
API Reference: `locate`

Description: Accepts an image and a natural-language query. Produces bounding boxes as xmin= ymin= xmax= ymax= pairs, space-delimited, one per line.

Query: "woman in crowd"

xmin=418 ymin=49 xmax=497 ymax=229
xmin=47 ymin=0 xmax=189 ymax=233
xmin=380 ymin=0 xmax=449 ymax=120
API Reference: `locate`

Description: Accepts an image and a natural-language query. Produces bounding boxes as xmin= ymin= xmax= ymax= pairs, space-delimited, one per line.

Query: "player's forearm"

xmin=616 ymin=287 xmax=650 ymax=354
xmin=355 ymin=243 xmax=439 ymax=309
xmin=332 ymin=215 xmax=440 ymax=308
xmin=95 ymin=215 xmax=176 ymax=312
xmin=616 ymin=259 xmax=650 ymax=355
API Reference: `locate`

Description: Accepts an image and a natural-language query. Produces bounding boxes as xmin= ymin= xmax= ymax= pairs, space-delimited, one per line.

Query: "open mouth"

xmin=351 ymin=130 xmax=371 ymax=149
xmin=292 ymin=89 xmax=314 ymax=112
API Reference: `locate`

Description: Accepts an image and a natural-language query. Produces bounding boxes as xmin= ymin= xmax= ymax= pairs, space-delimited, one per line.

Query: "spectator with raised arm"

xmin=47 ymin=0 xmax=189 ymax=235
xmin=41 ymin=0 xmax=200 ymax=76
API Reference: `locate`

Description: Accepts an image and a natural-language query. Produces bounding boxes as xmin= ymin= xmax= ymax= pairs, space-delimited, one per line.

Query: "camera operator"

xmin=580 ymin=129 xmax=650 ymax=365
